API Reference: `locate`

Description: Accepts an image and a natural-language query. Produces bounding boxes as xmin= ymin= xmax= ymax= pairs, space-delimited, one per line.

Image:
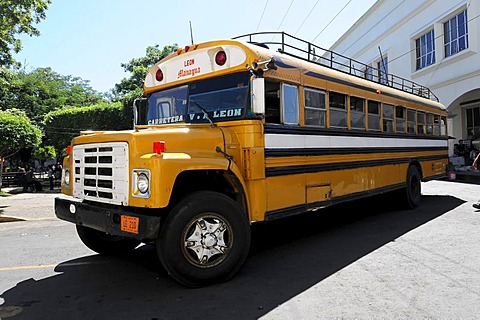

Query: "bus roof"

xmin=144 ymin=32 xmax=445 ymax=111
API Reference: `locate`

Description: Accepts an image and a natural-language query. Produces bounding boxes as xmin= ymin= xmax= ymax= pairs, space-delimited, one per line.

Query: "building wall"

xmin=330 ymin=0 xmax=480 ymax=156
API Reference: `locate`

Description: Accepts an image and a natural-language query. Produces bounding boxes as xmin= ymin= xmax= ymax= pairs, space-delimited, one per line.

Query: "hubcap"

xmin=183 ymin=214 xmax=231 ymax=267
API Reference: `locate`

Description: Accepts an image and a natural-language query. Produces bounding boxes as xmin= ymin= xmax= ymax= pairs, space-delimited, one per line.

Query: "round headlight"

xmin=137 ymin=173 xmax=149 ymax=194
xmin=64 ymin=168 xmax=70 ymax=186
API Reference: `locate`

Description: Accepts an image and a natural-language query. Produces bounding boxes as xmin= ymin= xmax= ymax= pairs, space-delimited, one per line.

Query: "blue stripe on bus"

xmin=272 ymin=56 xmax=297 ymax=69
xmin=264 ymin=124 xmax=449 ymax=141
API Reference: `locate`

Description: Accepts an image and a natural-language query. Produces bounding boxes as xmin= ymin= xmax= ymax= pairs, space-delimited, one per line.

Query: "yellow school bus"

xmin=55 ymin=32 xmax=448 ymax=287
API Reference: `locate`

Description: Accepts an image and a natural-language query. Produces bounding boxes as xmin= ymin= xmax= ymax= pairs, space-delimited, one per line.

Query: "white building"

xmin=329 ymin=0 xmax=480 ymax=157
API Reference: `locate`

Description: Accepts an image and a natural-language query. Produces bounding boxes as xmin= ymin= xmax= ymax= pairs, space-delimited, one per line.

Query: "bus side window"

xmin=441 ymin=116 xmax=447 ymax=136
xmin=426 ymin=113 xmax=434 ymax=134
xmin=350 ymin=96 xmax=365 ymax=130
xmin=160 ymin=102 xmax=170 ymax=117
xmin=282 ymin=83 xmax=299 ymax=125
xmin=395 ymin=105 xmax=406 ymax=133
xmin=368 ymin=100 xmax=381 ymax=131
xmin=417 ymin=111 xmax=426 ymax=135
xmin=265 ymin=80 xmax=281 ymax=124
xmin=383 ymin=104 xmax=394 ymax=132
xmin=329 ymin=92 xmax=347 ymax=129
xmin=433 ymin=114 xmax=441 ymax=136
xmin=407 ymin=109 xmax=416 ymax=134
xmin=304 ymin=88 xmax=326 ymax=127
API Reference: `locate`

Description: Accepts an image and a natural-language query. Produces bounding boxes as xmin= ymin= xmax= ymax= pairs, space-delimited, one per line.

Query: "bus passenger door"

xmin=264 ymin=81 xmax=281 ymax=124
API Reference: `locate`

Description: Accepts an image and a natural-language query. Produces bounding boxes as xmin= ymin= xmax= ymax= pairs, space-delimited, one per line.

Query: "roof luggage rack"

xmin=233 ymin=32 xmax=439 ymax=102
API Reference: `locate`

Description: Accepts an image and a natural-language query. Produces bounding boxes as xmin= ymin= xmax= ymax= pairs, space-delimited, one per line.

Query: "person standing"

xmin=472 ymin=152 xmax=480 ymax=209
xmin=18 ymin=167 xmax=27 ymax=192
xmin=48 ymin=165 xmax=55 ymax=190
xmin=24 ymin=166 xmax=35 ymax=192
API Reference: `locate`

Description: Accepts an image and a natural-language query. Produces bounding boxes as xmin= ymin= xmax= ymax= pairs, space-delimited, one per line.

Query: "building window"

xmin=282 ymin=83 xmax=299 ymax=125
xmin=466 ymin=107 xmax=480 ymax=139
xmin=329 ymin=92 xmax=347 ymax=128
xmin=350 ymin=96 xmax=365 ymax=130
xmin=416 ymin=30 xmax=435 ymax=70
xmin=377 ymin=57 xmax=388 ymax=85
xmin=444 ymin=9 xmax=469 ymax=58
xmin=364 ymin=66 xmax=373 ymax=80
xmin=304 ymin=88 xmax=326 ymax=127
xmin=368 ymin=101 xmax=381 ymax=131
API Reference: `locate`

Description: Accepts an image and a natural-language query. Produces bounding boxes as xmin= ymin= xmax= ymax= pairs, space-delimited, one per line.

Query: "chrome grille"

xmin=72 ymin=142 xmax=129 ymax=205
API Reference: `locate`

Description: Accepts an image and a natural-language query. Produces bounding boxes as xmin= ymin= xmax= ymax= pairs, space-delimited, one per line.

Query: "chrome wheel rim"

xmin=182 ymin=213 xmax=232 ymax=268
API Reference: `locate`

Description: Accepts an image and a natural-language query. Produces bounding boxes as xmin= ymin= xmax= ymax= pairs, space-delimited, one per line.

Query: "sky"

xmin=14 ymin=0 xmax=378 ymax=94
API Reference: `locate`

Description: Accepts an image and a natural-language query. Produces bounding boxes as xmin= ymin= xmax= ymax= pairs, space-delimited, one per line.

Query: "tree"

xmin=0 ymin=67 xmax=14 ymax=108
xmin=0 ymin=109 xmax=42 ymax=189
xmin=33 ymin=145 xmax=56 ymax=169
xmin=112 ymin=44 xmax=177 ymax=104
xmin=0 ymin=0 xmax=51 ymax=67
xmin=43 ymin=102 xmax=129 ymax=157
xmin=0 ymin=109 xmax=42 ymax=158
xmin=1 ymin=67 xmax=104 ymax=125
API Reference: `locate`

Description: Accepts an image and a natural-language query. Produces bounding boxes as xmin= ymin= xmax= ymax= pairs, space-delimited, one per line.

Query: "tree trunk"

xmin=0 ymin=157 xmax=3 ymax=191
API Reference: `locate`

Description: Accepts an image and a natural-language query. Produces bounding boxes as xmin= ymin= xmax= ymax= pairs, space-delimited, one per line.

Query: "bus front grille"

xmin=72 ymin=142 xmax=129 ymax=205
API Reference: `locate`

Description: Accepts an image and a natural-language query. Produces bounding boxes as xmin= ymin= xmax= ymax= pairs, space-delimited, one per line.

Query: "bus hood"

xmin=71 ymin=125 xmax=228 ymax=162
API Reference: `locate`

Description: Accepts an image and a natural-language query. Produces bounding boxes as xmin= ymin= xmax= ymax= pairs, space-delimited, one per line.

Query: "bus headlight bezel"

xmin=132 ymin=169 xmax=150 ymax=198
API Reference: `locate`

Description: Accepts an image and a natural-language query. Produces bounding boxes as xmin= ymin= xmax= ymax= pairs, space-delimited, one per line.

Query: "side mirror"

xmin=133 ymin=98 xmax=147 ymax=127
xmin=251 ymin=78 xmax=265 ymax=115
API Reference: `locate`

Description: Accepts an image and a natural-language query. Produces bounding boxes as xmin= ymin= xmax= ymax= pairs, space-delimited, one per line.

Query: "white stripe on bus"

xmin=265 ymin=133 xmax=447 ymax=149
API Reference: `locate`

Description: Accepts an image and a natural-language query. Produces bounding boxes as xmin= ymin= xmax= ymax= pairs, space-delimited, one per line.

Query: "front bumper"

xmin=54 ymin=197 xmax=161 ymax=241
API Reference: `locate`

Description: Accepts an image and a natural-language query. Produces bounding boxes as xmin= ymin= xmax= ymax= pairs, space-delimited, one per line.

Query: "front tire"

xmin=76 ymin=225 xmax=141 ymax=255
xmin=157 ymin=191 xmax=251 ymax=287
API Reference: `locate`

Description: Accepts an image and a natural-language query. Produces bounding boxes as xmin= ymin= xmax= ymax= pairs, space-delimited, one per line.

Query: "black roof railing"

xmin=233 ymin=32 xmax=439 ymax=102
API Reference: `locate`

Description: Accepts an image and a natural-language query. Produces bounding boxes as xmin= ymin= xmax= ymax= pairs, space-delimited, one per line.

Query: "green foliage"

xmin=33 ymin=145 xmax=56 ymax=163
xmin=1 ymin=39 xmax=177 ymax=163
xmin=0 ymin=0 xmax=51 ymax=67
xmin=0 ymin=67 xmax=14 ymax=107
xmin=0 ymin=190 xmax=12 ymax=197
xmin=44 ymin=102 xmax=131 ymax=155
xmin=112 ymin=44 xmax=177 ymax=104
xmin=1 ymin=67 xmax=103 ymax=125
xmin=0 ymin=109 xmax=42 ymax=158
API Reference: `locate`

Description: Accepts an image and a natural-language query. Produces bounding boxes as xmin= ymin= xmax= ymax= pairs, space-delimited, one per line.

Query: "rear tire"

xmin=76 ymin=225 xmax=141 ymax=255
xmin=157 ymin=191 xmax=251 ymax=288
xmin=404 ymin=165 xmax=421 ymax=209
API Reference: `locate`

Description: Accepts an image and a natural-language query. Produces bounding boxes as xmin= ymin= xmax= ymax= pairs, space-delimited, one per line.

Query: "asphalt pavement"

xmin=0 ymin=179 xmax=480 ymax=319
xmin=0 ymin=186 xmax=65 ymax=222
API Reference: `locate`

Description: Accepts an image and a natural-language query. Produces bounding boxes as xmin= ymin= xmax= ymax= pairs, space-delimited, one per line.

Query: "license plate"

xmin=121 ymin=215 xmax=139 ymax=234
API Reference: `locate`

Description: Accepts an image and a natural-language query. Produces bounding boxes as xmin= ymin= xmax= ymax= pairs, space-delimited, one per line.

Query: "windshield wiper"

xmin=193 ymin=101 xmax=216 ymax=127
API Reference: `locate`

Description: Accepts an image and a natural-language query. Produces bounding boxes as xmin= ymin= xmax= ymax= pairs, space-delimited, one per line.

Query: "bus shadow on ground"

xmin=0 ymin=193 xmax=464 ymax=320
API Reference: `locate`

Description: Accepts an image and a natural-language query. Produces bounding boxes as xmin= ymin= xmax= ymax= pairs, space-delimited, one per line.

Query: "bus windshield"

xmin=146 ymin=85 xmax=188 ymax=125
xmin=141 ymin=72 xmax=251 ymax=126
xmin=187 ymin=72 xmax=250 ymax=123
